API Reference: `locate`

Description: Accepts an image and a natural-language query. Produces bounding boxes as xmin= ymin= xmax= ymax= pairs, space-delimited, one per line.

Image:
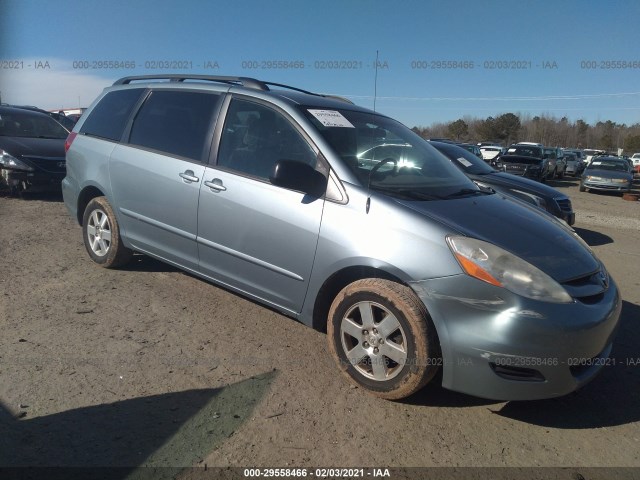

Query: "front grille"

xmin=562 ymin=268 xmax=609 ymax=303
xmin=505 ymin=166 xmax=525 ymax=175
xmin=22 ymin=155 xmax=66 ymax=174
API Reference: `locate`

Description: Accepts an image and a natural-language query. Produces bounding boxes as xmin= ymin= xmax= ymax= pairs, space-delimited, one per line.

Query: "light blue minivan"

xmin=63 ymin=75 xmax=621 ymax=400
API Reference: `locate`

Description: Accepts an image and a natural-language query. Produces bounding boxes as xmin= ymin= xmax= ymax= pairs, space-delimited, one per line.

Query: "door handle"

xmin=179 ymin=170 xmax=199 ymax=183
xmin=204 ymin=178 xmax=227 ymax=192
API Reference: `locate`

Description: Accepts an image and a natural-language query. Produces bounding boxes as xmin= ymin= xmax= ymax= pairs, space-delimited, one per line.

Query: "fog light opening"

xmin=490 ymin=363 xmax=546 ymax=382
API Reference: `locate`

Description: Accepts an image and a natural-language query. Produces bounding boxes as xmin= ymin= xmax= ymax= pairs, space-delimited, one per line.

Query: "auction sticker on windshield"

xmin=308 ymin=109 xmax=355 ymax=128
xmin=457 ymin=157 xmax=473 ymax=167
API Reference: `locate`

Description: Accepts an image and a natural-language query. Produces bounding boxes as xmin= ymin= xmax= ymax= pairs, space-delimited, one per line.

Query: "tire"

xmin=82 ymin=196 xmax=133 ymax=268
xmin=579 ymin=184 xmax=586 ymax=192
xmin=327 ymin=278 xmax=440 ymax=400
xmin=557 ymin=168 xmax=565 ymax=179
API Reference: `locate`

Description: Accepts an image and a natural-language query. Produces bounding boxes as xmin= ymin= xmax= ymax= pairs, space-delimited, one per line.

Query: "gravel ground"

xmin=1 ymin=176 xmax=639 ymax=477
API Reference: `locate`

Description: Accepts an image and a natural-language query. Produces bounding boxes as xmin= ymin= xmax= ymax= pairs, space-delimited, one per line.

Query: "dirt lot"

xmin=1 ymin=175 xmax=639 ymax=477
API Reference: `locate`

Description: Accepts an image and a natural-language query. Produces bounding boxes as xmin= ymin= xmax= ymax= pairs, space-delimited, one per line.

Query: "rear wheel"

xmin=327 ymin=279 xmax=440 ymax=400
xmin=82 ymin=196 xmax=133 ymax=268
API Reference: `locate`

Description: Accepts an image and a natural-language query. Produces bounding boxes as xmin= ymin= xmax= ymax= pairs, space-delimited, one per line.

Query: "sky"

xmin=1 ymin=0 xmax=640 ymax=128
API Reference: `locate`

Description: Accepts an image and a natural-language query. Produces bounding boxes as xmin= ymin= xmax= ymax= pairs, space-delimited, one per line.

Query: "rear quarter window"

xmin=80 ymin=88 xmax=145 ymax=141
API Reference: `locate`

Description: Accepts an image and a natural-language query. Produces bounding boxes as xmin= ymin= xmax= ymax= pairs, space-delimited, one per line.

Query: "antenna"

xmin=373 ymin=50 xmax=379 ymax=112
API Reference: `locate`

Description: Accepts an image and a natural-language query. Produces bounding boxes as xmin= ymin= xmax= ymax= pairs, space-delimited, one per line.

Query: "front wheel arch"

xmin=311 ymin=265 xmax=408 ymax=332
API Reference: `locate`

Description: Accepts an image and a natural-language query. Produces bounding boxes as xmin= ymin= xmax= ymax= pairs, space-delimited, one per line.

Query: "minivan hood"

xmin=397 ymin=194 xmax=598 ymax=282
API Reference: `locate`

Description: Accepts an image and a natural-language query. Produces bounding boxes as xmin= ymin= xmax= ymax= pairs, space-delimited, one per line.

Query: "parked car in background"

xmin=479 ymin=145 xmax=504 ymax=162
xmin=580 ymin=156 xmax=634 ymax=194
xmin=63 ymin=74 xmax=621 ymax=401
xmin=501 ymin=144 xmax=551 ymax=181
xmin=543 ymin=147 xmax=565 ymax=179
xmin=564 ymin=148 xmax=585 ymax=172
xmin=564 ymin=151 xmax=585 ymax=177
xmin=632 ymin=153 xmax=640 ymax=173
xmin=583 ymin=149 xmax=606 ymax=165
xmin=5 ymin=104 xmax=76 ymax=131
xmin=431 ymin=141 xmax=575 ymax=225
xmin=564 ymin=148 xmax=585 ymax=162
xmin=458 ymin=143 xmax=483 ymax=159
xmin=515 ymin=142 xmax=558 ymax=177
xmin=554 ymin=147 xmax=567 ymax=178
xmin=0 ymin=105 xmax=68 ymax=195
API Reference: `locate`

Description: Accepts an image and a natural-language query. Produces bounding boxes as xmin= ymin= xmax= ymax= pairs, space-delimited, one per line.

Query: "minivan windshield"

xmin=302 ymin=107 xmax=478 ymax=200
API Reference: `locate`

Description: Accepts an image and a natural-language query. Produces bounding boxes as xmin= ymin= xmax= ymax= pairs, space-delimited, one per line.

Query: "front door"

xmin=196 ymin=98 xmax=325 ymax=313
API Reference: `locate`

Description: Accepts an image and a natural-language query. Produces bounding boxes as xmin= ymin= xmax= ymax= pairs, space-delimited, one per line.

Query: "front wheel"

xmin=327 ymin=279 xmax=440 ymax=400
xmin=82 ymin=196 xmax=133 ymax=268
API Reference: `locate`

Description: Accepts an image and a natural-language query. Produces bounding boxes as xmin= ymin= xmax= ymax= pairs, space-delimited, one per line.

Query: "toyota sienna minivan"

xmin=63 ymin=75 xmax=621 ymax=400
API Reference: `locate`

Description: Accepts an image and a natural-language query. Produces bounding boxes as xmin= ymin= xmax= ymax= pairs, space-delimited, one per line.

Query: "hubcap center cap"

xmin=367 ymin=333 xmax=381 ymax=347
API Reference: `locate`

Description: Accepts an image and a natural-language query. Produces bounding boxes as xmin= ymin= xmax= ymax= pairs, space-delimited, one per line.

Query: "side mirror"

xmin=270 ymin=160 xmax=327 ymax=197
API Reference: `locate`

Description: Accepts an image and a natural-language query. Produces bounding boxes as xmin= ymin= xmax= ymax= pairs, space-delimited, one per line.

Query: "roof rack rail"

xmin=112 ymin=75 xmax=354 ymax=104
xmin=113 ymin=75 xmax=269 ymax=90
xmin=261 ymin=82 xmax=354 ymax=104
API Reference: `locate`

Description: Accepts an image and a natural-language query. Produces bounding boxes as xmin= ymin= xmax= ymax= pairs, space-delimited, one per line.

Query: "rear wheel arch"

xmin=77 ymin=186 xmax=106 ymax=225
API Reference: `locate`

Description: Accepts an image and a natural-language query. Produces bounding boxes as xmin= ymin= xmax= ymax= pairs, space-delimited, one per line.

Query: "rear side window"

xmin=80 ymin=88 xmax=144 ymax=141
xmin=129 ymin=90 xmax=222 ymax=161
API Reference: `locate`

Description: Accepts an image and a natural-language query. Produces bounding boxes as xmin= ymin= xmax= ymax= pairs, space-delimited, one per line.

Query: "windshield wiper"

xmin=370 ymin=186 xmax=443 ymax=201
xmin=443 ymin=188 xmax=493 ymax=199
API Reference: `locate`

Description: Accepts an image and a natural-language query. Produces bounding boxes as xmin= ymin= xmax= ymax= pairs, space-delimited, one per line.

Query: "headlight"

xmin=585 ymin=175 xmax=601 ymax=181
xmin=512 ymin=189 xmax=547 ymax=209
xmin=447 ymin=236 xmax=573 ymax=304
xmin=0 ymin=150 xmax=34 ymax=171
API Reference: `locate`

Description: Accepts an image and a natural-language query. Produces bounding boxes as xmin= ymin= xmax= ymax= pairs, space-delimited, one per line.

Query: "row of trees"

xmin=412 ymin=113 xmax=640 ymax=153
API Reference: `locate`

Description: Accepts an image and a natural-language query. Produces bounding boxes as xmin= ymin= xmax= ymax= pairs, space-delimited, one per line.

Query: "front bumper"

xmin=411 ymin=273 xmax=621 ymax=401
xmin=2 ymin=168 xmax=65 ymax=191
xmin=582 ymin=180 xmax=632 ymax=193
